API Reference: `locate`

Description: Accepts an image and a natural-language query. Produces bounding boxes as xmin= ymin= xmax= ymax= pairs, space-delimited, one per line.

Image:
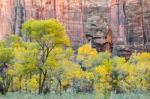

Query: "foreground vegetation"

xmin=0 ymin=19 xmax=150 ymax=99
xmin=0 ymin=92 xmax=150 ymax=99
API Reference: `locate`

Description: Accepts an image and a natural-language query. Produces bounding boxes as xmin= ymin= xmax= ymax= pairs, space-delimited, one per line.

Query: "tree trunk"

xmin=38 ymin=69 xmax=42 ymax=94
xmin=10 ymin=77 xmax=14 ymax=92
xmin=19 ymin=76 xmax=22 ymax=92
xmin=58 ymin=79 xmax=62 ymax=96
xmin=41 ymin=71 xmax=47 ymax=93
xmin=38 ymin=69 xmax=47 ymax=94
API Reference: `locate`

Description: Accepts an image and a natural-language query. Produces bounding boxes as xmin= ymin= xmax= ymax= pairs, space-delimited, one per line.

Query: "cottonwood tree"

xmin=0 ymin=46 xmax=14 ymax=94
xmin=22 ymin=19 xmax=70 ymax=94
xmin=77 ymin=44 xmax=97 ymax=70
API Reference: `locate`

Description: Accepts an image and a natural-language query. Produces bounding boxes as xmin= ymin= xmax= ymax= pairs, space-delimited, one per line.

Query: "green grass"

xmin=0 ymin=92 xmax=149 ymax=99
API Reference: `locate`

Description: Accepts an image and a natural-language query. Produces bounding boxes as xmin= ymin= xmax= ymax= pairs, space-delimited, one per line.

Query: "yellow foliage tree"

xmin=77 ymin=43 xmax=98 ymax=68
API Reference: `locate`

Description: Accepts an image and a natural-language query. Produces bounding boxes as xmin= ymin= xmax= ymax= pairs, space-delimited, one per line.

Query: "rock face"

xmin=0 ymin=0 xmax=150 ymax=55
xmin=85 ymin=16 xmax=112 ymax=52
xmin=0 ymin=0 xmax=15 ymax=39
xmin=84 ymin=0 xmax=112 ymax=52
xmin=144 ymin=0 xmax=150 ymax=52
xmin=56 ymin=0 xmax=85 ymax=49
xmin=110 ymin=0 xmax=150 ymax=56
xmin=0 ymin=0 xmax=85 ymax=48
xmin=85 ymin=0 xmax=150 ymax=56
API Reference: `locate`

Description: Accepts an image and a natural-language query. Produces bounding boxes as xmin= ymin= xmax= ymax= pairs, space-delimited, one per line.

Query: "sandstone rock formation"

xmin=85 ymin=0 xmax=150 ymax=57
xmin=110 ymin=0 xmax=150 ymax=56
xmin=0 ymin=0 xmax=150 ymax=56
xmin=0 ymin=0 xmax=85 ymax=49
xmin=0 ymin=0 xmax=15 ymax=39
xmin=85 ymin=16 xmax=112 ymax=52
xmin=110 ymin=0 xmax=131 ymax=57
xmin=84 ymin=0 xmax=112 ymax=52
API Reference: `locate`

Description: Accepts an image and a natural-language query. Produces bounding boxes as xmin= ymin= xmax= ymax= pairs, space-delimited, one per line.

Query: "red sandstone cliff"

xmin=0 ymin=0 xmax=150 ymax=55
xmin=85 ymin=0 xmax=150 ymax=56
xmin=0 ymin=0 xmax=85 ymax=48
xmin=0 ymin=0 xmax=15 ymax=39
xmin=110 ymin=0 xmax=150 ymax=55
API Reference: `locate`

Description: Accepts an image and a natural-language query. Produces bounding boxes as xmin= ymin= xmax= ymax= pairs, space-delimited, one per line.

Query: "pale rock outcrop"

xmin=0 ymin=0 xmax=15 ymax=39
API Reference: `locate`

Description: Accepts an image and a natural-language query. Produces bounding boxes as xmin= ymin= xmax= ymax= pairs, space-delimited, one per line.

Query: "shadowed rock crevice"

xmin=13 ymin=0 xmax=26 ymax=36
xmin=85 ymin=15 xmax=112 ymax=52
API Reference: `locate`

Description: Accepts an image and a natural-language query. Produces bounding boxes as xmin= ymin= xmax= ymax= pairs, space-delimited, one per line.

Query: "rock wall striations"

xmin=85 ymin=0 xmax=150 ymax=57
xmin=110 ymin=0 xmax=150 ymax=56
xmin=0 ymin=0 xmax=150 ymax=56
xmin=0 ymin=0 xmax=15 ymax=39
xmin=0 ymin=0 xmax=85 ymax=49
xmin=84 ymin=0 xmax=112 ymax=52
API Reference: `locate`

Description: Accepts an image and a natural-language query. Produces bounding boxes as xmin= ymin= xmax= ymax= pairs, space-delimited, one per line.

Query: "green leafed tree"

xmin=0 ymin=46 xmax=14 ymax=94
xmin=22 ymin=19 xmax=70 ymax=94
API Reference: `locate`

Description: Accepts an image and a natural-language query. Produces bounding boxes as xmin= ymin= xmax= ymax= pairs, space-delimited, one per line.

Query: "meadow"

xmin=0 ymin=92 xmax=150 ymax=99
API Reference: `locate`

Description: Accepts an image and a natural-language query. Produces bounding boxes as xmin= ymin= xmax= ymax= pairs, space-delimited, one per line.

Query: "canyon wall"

xmin=0 ymin=0 xmax=150 ymax=55
xmin=110 ymin=0 xmax=150 ymax=56
xmin=85 ymin=0 xmax=150 ymax=57
xmin=0 ymin=0 xmax=85 ymax=49
xmin=0 ymin=0 xmax=15 ymax=39
xmin=84 ymin=0 xmax=112 ymax=52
